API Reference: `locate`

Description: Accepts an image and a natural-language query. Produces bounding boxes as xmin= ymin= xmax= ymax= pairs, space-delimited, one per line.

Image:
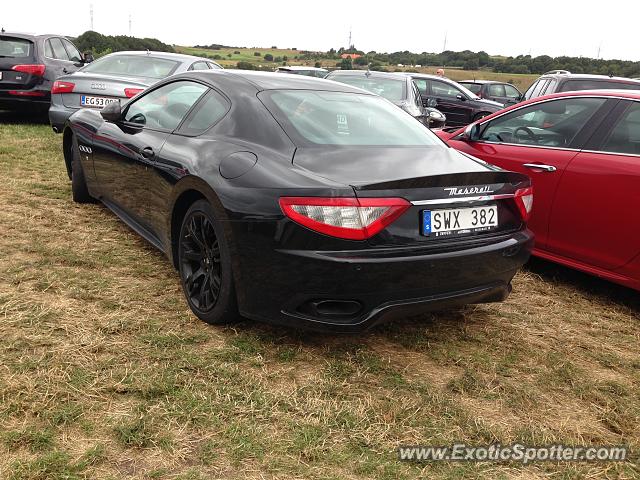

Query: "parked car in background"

xmin=400 ymin=73 xmax=504 ymax=127
xmin=0 ymin=32 xmax=88 ymax=112
xmin=49 ymin=51 xmax=222 ymax=132
xmin=436 ymin=90 xmax=640 ymax=291
xmin=61 ymin=70 xmax=533 ymax=331
xmin=523 ymin=71 xmax=640 ymax=101
xmin=325 ymin=70 xmax=446 ymax=128
xmin=459 ymin=80 xmax=522 ymax=106
xmin=276 ymin=66 xmax=328 ymax=78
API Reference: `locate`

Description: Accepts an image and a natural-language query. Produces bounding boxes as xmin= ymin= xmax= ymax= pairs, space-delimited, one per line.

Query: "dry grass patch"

xmin=0 ymin=115 xmax=639 ymax=479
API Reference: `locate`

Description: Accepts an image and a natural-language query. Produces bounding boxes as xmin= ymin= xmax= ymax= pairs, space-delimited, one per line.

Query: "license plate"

xmin=422 ymin=205 xmax=498 ymax=237
xmin=80 ymin=95 xmax=118 ymax=108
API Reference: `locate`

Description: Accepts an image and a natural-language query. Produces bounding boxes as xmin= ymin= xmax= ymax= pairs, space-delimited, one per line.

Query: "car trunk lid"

xmin=0 ymin=36 xmax=40 ymax=91
xmin=293 ymin=146 xmax=531 ymax=247
xmin=57 ymin=72 xmax=152 ymax=108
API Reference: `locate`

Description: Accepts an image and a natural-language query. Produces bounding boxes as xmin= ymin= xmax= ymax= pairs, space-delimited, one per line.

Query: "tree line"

xmin=73 ymin=31 xmax=175 ymax=58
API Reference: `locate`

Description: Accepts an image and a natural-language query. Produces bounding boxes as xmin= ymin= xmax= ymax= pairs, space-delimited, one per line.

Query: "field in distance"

xmin=176 ymin=46 xmax=539 ymax=91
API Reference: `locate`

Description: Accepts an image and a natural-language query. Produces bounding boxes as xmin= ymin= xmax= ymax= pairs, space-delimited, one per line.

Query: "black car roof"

xmin=185 ymin=69 xmax=375 ymax=94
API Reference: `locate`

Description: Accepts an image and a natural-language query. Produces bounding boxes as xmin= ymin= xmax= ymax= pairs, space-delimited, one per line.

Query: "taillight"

xmin=514 ymin=187 xmax=533 ymax=221
xmin=51 ymin=80 xmax=75 ymax=94
xmin=8 ymin=90 xmax=46 ymax=97
xmin=12 ymin=64 xmax=46 ymax=77
xmin=124 ymin=88 xmax=144 ymax=98
xmin=279 ymin=197 xmax=410 ymax=240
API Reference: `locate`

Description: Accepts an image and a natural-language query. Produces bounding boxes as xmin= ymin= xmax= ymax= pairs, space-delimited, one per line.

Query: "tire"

xmin=178 ymin=200 xmax=238 ymax=325
xmin=70 ymin=134 xmax=95 ymax=204
xmin=473 ymin=112 xmax=491 ymax=122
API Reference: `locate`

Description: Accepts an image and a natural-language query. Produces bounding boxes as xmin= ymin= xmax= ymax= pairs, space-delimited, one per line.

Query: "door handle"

xmin=523 ymin=163 xmax=557 ymax=172
xmin=140 ymin=146 xmax=155 ymax=160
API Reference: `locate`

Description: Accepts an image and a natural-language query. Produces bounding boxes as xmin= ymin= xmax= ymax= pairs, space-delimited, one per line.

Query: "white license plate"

xmin=81 ymin=95 xmax=118 ymax=108
xmin=422 ymin=205 xmax=498 ymax=237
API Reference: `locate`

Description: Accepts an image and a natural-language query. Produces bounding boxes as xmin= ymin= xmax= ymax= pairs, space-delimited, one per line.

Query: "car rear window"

xmin=0 ymin=37 xmax=33 ymax=58
xmin=461 ymin=83 xmax=482 ymax=95
xmin=82 ymin=55 xmax=180 ymax=79
xmin=260 ymin=90 xmax=440 ymax=146
xmin=327 ymin=75 xmax=406 ymax=102
xmin=560 ymin=79 xmax=640 ymax=92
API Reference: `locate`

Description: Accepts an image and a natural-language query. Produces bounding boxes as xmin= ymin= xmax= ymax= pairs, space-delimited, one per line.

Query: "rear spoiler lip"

xmin=411 ymin=193 xmax=516 ymax=206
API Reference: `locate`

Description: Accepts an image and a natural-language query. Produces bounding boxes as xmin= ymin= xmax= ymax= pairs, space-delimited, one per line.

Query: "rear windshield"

xmin=328 ymin=75 xmax=406 ymax=102
xmin=260 ymin=90 xmax=440 ymax=146
xmin=82 ymin=55 xmax=179 ymax=79
xmin=461 ymin=82 xmax=482 ymax=95
xmin=0 ymin=37 xmax=33 ymax=58
xmin=560 ymin=79 xmax=640 ymax=92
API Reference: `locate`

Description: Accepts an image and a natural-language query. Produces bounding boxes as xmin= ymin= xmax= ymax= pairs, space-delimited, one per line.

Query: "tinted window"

xmin=487 ymin=84 xmax=506 ymax=97
xmin=461 ymin=83 xmax=482 ymax=95
xmin=49 ymin=38 xmax=69 ymax=60
xmin=124 ymin=81 xmax=208 ymax=131
xmin=560 ymin=79 xmax=640 ymax=92
xmin=83 ymin=55 xmax=179 ymax=79
xmin=504 ymin=85 xmax=521 ymax=98
xmin=328 ymin=75 xmax=406 ymax=102
xmin=62 ymin=39 xmax=82 ymax=62
xmin=600 ymin=101 xmax=640 ymax=155
xmin=0 ymin=37 xmax=33 ymax=57
xmin=178 ymin=89 xmax=229 ymax=135
xmin=480 ymin=98 xmax=605 ymax=148
xmin=430 ymin=80 xmax=464 ymax=98
xmin=261 ymin=90 xmax=440 ymax=146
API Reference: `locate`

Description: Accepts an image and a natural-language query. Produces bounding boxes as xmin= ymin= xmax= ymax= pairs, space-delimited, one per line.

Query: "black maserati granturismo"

xmin=61 ymin=70 xmax=534 ymax=332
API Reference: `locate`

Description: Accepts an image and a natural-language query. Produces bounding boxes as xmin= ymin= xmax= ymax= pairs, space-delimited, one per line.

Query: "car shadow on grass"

xmin=524 ymin=256 xmax=640 ymax=313
xmin=0 ymin=109 xmax=49 ymax=125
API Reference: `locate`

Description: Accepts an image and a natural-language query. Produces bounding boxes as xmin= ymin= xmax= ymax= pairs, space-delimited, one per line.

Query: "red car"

xmin=436 ymin=90 xmax=640 ymax=291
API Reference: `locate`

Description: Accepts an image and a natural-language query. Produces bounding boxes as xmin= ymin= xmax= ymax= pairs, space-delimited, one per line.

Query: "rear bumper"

xmin=0 ymin=89 xmax=50 ymax=108
xmin=48 ymin=101 xmax=77 ymax=133
xmin=234 ymin=229 xmax=534 ymax=332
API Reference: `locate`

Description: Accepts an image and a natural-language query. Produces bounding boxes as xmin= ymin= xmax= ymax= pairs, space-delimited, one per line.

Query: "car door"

xmin=446 ymin=97 xmax=611 ymax=248
xmin=46 ymin=37 xmax=79 ymax=76
xmin=547 ymin=99 xmax=640 ymax=270
xmin=427 ymin=79 xmax=473 ymax=126
xmin=92 ymin=80 xmax=208 ymax=237
xmin=485 ymin=83 xmax=507 ymax=104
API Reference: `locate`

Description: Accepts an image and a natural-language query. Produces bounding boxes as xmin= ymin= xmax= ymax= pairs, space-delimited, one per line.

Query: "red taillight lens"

xmin=279 ymin=197 xmax=411 ymax=240
xmin=124 ymin=88 xmax=144 ymax=98
xmin=514 ymin=187 xmax=533 ymax=221
xmin=12 ymin=64 xmax=46 ymax=77
xmin=8 ymin=90 xmax=46 ymax=97
xmin=51 ymin=80 xmax=75 ymax=94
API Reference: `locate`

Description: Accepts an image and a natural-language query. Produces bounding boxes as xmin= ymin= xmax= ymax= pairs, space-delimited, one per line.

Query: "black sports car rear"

xmin=62 ymin=70 xmax=533 ymax=332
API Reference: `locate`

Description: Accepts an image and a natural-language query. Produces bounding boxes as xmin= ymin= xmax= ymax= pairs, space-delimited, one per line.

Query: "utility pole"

xmin=90 ymin=4 xmax=94 ymax=30
xmin=597 ymin=42 xmax=602 ymax=59
xmin=129 ymin=14 xmax=132 ymax=36
xmin=348 ymin=27 xmax=352 ymax=49
xmin=442 ymin=31 xmax=447 ymax=52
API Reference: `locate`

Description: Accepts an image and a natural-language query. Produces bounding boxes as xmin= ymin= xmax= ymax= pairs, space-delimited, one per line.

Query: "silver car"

xmin=49 ymin=50 xmax=222 ymax=132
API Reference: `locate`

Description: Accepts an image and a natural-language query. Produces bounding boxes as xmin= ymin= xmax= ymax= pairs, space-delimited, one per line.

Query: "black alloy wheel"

xmin=178 ymin=200 xmax=237 ymax=324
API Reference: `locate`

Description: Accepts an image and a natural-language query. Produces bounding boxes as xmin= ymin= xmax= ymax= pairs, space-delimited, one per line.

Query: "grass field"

xmin=176 ymin=46 xmax=539 ymax=92
xmin=0 ymin=114 xmax=639 ymax=479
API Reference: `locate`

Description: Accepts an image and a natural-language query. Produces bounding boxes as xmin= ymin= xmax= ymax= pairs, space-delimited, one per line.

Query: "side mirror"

xmin=83 ymin=52 xmax=95 ymax=64
xmin=461 ymin=123 xmax=481 ymax=142
xmin=456 ymin=94 xmax=466 ymax=101
xmin=100 ymin=101 xmax=122 ymax=122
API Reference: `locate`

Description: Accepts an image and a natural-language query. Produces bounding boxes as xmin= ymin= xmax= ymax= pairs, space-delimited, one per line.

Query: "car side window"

xmin=124 ymin=81 xmax=208 ymax=131
xmin=207 ymin=62 xmax=222 ymax=70
xmin=189 ymin=61 xmax=210 ymax=71
xmin=177 ymin=89 xmax=230 ymax=136
xmin=62 ymin=39 xmax=82 ymax=63
xmin=411 ymin=82 xmax=422 ymax=108
xmin=599 ymin=101 xmax=640 ymax=155
xmin=479 ymin=98 xmax=606 ymax=148
xmin=540 ymin=79 xmax=558 ymax=95
xmin=504 ymin=85 xmax=521 ymax=99
xmin=463 ymin=83 xmax=482 ymax=95
xmin=49 ymin=38 xmax=69 ymax=61
xmin=431 ymin=80 xmax=463 ymax=98
xmin=44 ymin=40 xmax=54 ymax=58
xmin=487 ymin=84 xmax=506 ymax=97
xmin=413 ymin=79 xmax=428 ymax=95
